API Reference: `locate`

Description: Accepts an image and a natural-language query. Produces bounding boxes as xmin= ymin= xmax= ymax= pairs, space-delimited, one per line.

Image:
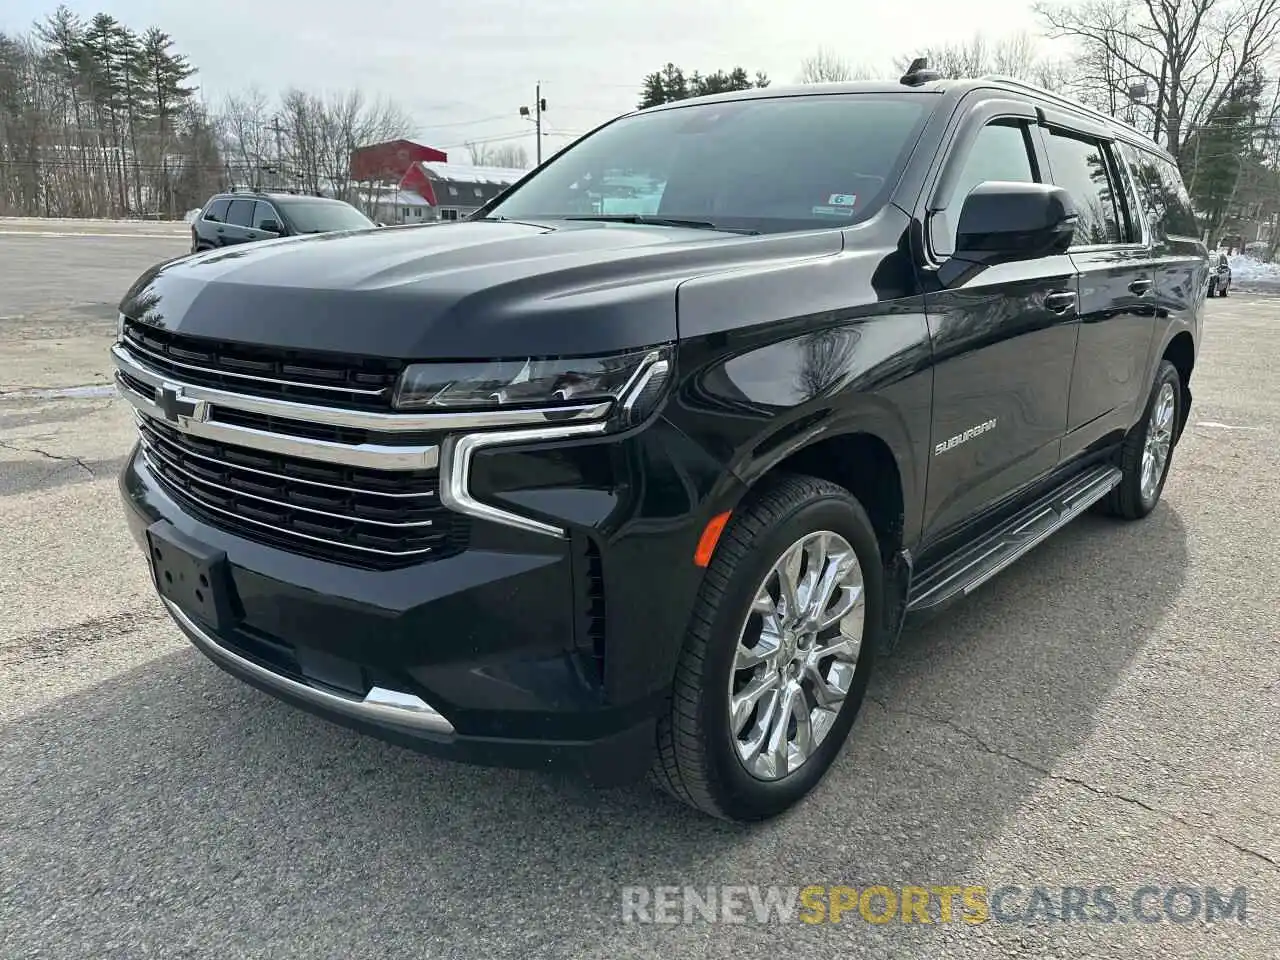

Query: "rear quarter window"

xmin=203 ymin=198 xmax=230 ymax=222
xmin=1118 ymin=143 xmax=1200 ymax=241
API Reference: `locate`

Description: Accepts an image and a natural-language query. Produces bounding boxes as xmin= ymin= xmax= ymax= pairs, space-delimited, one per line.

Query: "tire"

xmin=650 ymin=474 xmax=883 ymax=821
xmin=1099 ymin=359 xmax=1182 ymax=520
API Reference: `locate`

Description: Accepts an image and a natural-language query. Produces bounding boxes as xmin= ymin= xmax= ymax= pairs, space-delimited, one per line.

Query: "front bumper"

xmin=119 ymin=412 xmax=730 ymax=784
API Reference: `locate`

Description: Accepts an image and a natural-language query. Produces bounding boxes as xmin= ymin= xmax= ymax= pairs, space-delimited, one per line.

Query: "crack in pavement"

xmin=866 ymin=695 xmax=1280 ymax=873
xmin=0 ymin=437 xmax=95 ymax=478
xmin=2 ymin=607 xmax=170 ymax=668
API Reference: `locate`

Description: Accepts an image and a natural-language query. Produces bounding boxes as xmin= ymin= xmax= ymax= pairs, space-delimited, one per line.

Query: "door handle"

xmin=1129 ymin=278 xmax=1153 ymax=296
xmin=1045 ymin=290 xmax=1077 ymax=314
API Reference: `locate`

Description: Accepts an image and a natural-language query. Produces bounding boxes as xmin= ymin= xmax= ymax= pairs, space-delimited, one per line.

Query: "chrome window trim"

xmin=112 ymin=342 xmax=613 ymax=432
xmin=117 ymin=372 xmax=441 ymax=472
xmin=162 ymin=597 xmax=455 ymax=735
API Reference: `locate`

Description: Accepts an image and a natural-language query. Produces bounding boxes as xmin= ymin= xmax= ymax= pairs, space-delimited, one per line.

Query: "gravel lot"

xmin=1 ymin=227 xmax=1277 ymax=960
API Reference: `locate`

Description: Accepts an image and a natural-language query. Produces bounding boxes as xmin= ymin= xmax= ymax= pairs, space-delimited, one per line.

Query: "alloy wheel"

xmin=1141 ymin=381 xmax=1176 ymax=503
xmin=727 ymin=530 xmax=866 ymax=781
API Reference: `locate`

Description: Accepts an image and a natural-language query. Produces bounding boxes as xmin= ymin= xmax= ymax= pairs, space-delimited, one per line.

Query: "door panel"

xmin=1038 ymin=128 xmax=1158 ymax=459
xmin=917 ymin=108 xmax=1080 ymax=544
xmin=923 ymin=256 xmax=1079 ymax=538
xmin=1062 ymin=247 xmax=1158 ymax=455
xmin=223 ymin=198 xmax=257 ymax=244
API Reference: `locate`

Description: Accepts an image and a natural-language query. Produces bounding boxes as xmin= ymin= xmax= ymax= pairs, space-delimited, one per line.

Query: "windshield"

xmin=277 ymin=199 xmax=374 ymax=234
xmin=485 ymin=93 xmax=932 ymax=234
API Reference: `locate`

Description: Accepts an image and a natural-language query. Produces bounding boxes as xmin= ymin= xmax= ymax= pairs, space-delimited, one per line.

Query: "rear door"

xmin=1037 ymin=116 xmax=1159 ymax=461
xmin=222 ymin=198 xmax=258 ymax=244
xmin=916 ymin=96 xmax=1081 ymax=543
xmin=200 ymin=197 xmax=232 ymax=247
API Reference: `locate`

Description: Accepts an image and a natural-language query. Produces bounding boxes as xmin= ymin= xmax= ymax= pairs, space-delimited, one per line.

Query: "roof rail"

xmin=979 ymin=74 xmax=1156 ymax=144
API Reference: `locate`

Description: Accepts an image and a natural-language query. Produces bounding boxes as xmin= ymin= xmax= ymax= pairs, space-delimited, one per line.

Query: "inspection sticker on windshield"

xmin=812 ymin=194 xmax=857 ymax=217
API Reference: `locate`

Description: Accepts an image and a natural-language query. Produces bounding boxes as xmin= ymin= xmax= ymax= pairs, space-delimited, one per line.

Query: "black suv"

xmin=114 ymin=70 xmax=1205 ymax=822
xmin=1208 ymin=251 xmax=1232 ymax=296
xmin=189 ymin=190 xmax=375 ymax=252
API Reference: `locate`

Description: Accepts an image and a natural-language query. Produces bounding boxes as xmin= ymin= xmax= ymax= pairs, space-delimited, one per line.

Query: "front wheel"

xmin=650 ymin=474 xmax=883 ymax=821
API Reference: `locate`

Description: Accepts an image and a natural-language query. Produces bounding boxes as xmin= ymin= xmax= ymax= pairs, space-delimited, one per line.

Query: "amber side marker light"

xmin=694 ymin=511 xmax=732 ymax=568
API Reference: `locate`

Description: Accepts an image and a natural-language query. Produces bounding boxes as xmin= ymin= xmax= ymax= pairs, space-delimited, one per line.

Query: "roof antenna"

xmin=900 ymin=57 xmax=941 ymax=87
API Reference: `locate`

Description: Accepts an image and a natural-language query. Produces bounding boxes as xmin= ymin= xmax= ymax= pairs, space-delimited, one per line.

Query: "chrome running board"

xmin=907 ymin=464 xmax=1122 ymax=614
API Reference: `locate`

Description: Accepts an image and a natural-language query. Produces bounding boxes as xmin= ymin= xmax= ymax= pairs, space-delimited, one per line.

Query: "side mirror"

xmin=258 ymin=220 xmax=281 ymax=235
xmin=941 ymin=182 xmax=1077 ymax=285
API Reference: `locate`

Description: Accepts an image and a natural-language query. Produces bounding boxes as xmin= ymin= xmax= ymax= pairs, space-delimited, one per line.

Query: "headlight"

xmin=116 ymin=312 xmax=126 ymax=344
xmin=392 ymin=346 xmax=672 ymax=416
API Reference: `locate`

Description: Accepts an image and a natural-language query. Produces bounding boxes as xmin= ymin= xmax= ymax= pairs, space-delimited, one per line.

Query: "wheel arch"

xmin=1162 ymin=330 xmax=1195 ymax=443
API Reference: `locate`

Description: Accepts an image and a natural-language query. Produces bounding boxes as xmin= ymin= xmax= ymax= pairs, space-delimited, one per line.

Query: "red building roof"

xmin=348 ymin=139 xmax=448 ymax=183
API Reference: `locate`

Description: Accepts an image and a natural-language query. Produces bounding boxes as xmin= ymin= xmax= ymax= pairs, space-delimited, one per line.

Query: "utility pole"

xmin=519 ymin=83 xmax=547 ymax=166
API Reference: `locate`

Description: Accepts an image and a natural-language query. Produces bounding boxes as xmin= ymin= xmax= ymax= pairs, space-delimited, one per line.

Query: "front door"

xmin=917 ymin=107 xmax=1080 ymax=545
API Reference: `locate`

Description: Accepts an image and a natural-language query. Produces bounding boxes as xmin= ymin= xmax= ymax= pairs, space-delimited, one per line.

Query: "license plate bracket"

xmin=146 ymin=520 xmax=238 ymax=632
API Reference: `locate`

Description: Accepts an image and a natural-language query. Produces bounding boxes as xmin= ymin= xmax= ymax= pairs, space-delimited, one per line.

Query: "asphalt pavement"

xmin=1 ymin=227 xmax=1277 ymax=959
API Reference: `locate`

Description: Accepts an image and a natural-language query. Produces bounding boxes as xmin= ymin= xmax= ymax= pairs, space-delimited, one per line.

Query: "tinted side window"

xmin=1111 ymin=146 xmax=1146 ymax=243
xmin=936 ymin=120 xmax=1038 ymax=256
xmin=1118 ymin=143 xmax=1200 ymax=241
xmin=1151 ymin=155 xmax=1200 ymax=238
xmin=226 ymin=199 xmax=256 ymax=227
xmin=203 ymin=198 xmax=230 ymax=222
xmin=252 ymin=201 xmax=280 ymax=229
xmin=1042 ymin=130 xmax=1121 ymax=246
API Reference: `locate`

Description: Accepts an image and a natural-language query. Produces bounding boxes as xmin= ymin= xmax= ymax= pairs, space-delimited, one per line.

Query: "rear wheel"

xmin=1099 ymin=359 xmax=1181 ymax=520
xmin=650 ymin=475 xmax=883 ymax=821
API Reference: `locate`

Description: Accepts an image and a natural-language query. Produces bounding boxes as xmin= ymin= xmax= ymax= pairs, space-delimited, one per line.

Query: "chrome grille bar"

xmin=142 ymin=449 xmax=437 ymax=559
xmin=122 ymin=333 xmax=390 ymax=396
xmin=112 ymin=342 xmax=612 ymax=435
xmin=115 ymin=368 xmax=440 ymax=472
xmin=140 ymin=433 xmax=436 ymax=530
xmin=134 ymin=413 xmax=434 ymax=500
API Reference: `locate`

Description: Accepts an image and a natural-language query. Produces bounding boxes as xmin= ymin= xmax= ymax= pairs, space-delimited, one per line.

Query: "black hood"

xmin=120 ymin=219 xmax=843 ymax=359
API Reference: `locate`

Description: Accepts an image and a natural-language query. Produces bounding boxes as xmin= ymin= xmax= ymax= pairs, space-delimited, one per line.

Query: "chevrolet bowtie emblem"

xmin=155 ymin=383 xmax=207 ymax=425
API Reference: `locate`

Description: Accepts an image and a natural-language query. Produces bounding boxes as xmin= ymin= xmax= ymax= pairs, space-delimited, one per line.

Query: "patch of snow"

xmin=1228 ymin=254 xmax=1280 ymax=283
xmin=418 ymin=161 xmax=526 ymax=185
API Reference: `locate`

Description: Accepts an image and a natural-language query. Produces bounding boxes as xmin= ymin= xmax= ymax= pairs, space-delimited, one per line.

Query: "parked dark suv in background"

xmin=1208 ymin=251 xmax=1232 ymax=296
xmin=190 ymin=189 xmax=375 ymax=252
xmin=115 ymin=65 xmax=1205 ymax=822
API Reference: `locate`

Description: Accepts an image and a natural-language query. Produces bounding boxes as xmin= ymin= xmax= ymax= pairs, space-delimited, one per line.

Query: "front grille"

xmin=211 ymin=407 xmax=436 ymax=447
xmin=137 ymin=414 xmax=466 ymax=568
xmin=123 ymin=320 xmax=402 ymax=411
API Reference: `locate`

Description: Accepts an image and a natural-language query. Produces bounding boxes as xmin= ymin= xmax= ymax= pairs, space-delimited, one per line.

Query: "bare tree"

xmin=217 ymin=86 xmax=414 ymax=198
xmin=1 ymin=8 xmax=210 ymax=218
xmin=216 ymin=87 xmax=275 ymax=187
xmin=797 ymin=48 xmax=879 ymax=83
xmin=895 ymin=30 xmax=1069 ymax=86
xmin=466 ymin=139 xmax=529 ymax=168
xmin=1036 ymin=0 xmax=1280 ymax=159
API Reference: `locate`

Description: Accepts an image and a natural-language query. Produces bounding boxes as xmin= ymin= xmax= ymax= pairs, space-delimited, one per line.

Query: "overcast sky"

xmin=3 ymin=0 xmax=1052 ymax=163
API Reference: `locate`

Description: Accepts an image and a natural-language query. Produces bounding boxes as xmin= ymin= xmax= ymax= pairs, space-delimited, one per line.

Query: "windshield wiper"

xmin=562 ymin=215 xmax=758 ymax=234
